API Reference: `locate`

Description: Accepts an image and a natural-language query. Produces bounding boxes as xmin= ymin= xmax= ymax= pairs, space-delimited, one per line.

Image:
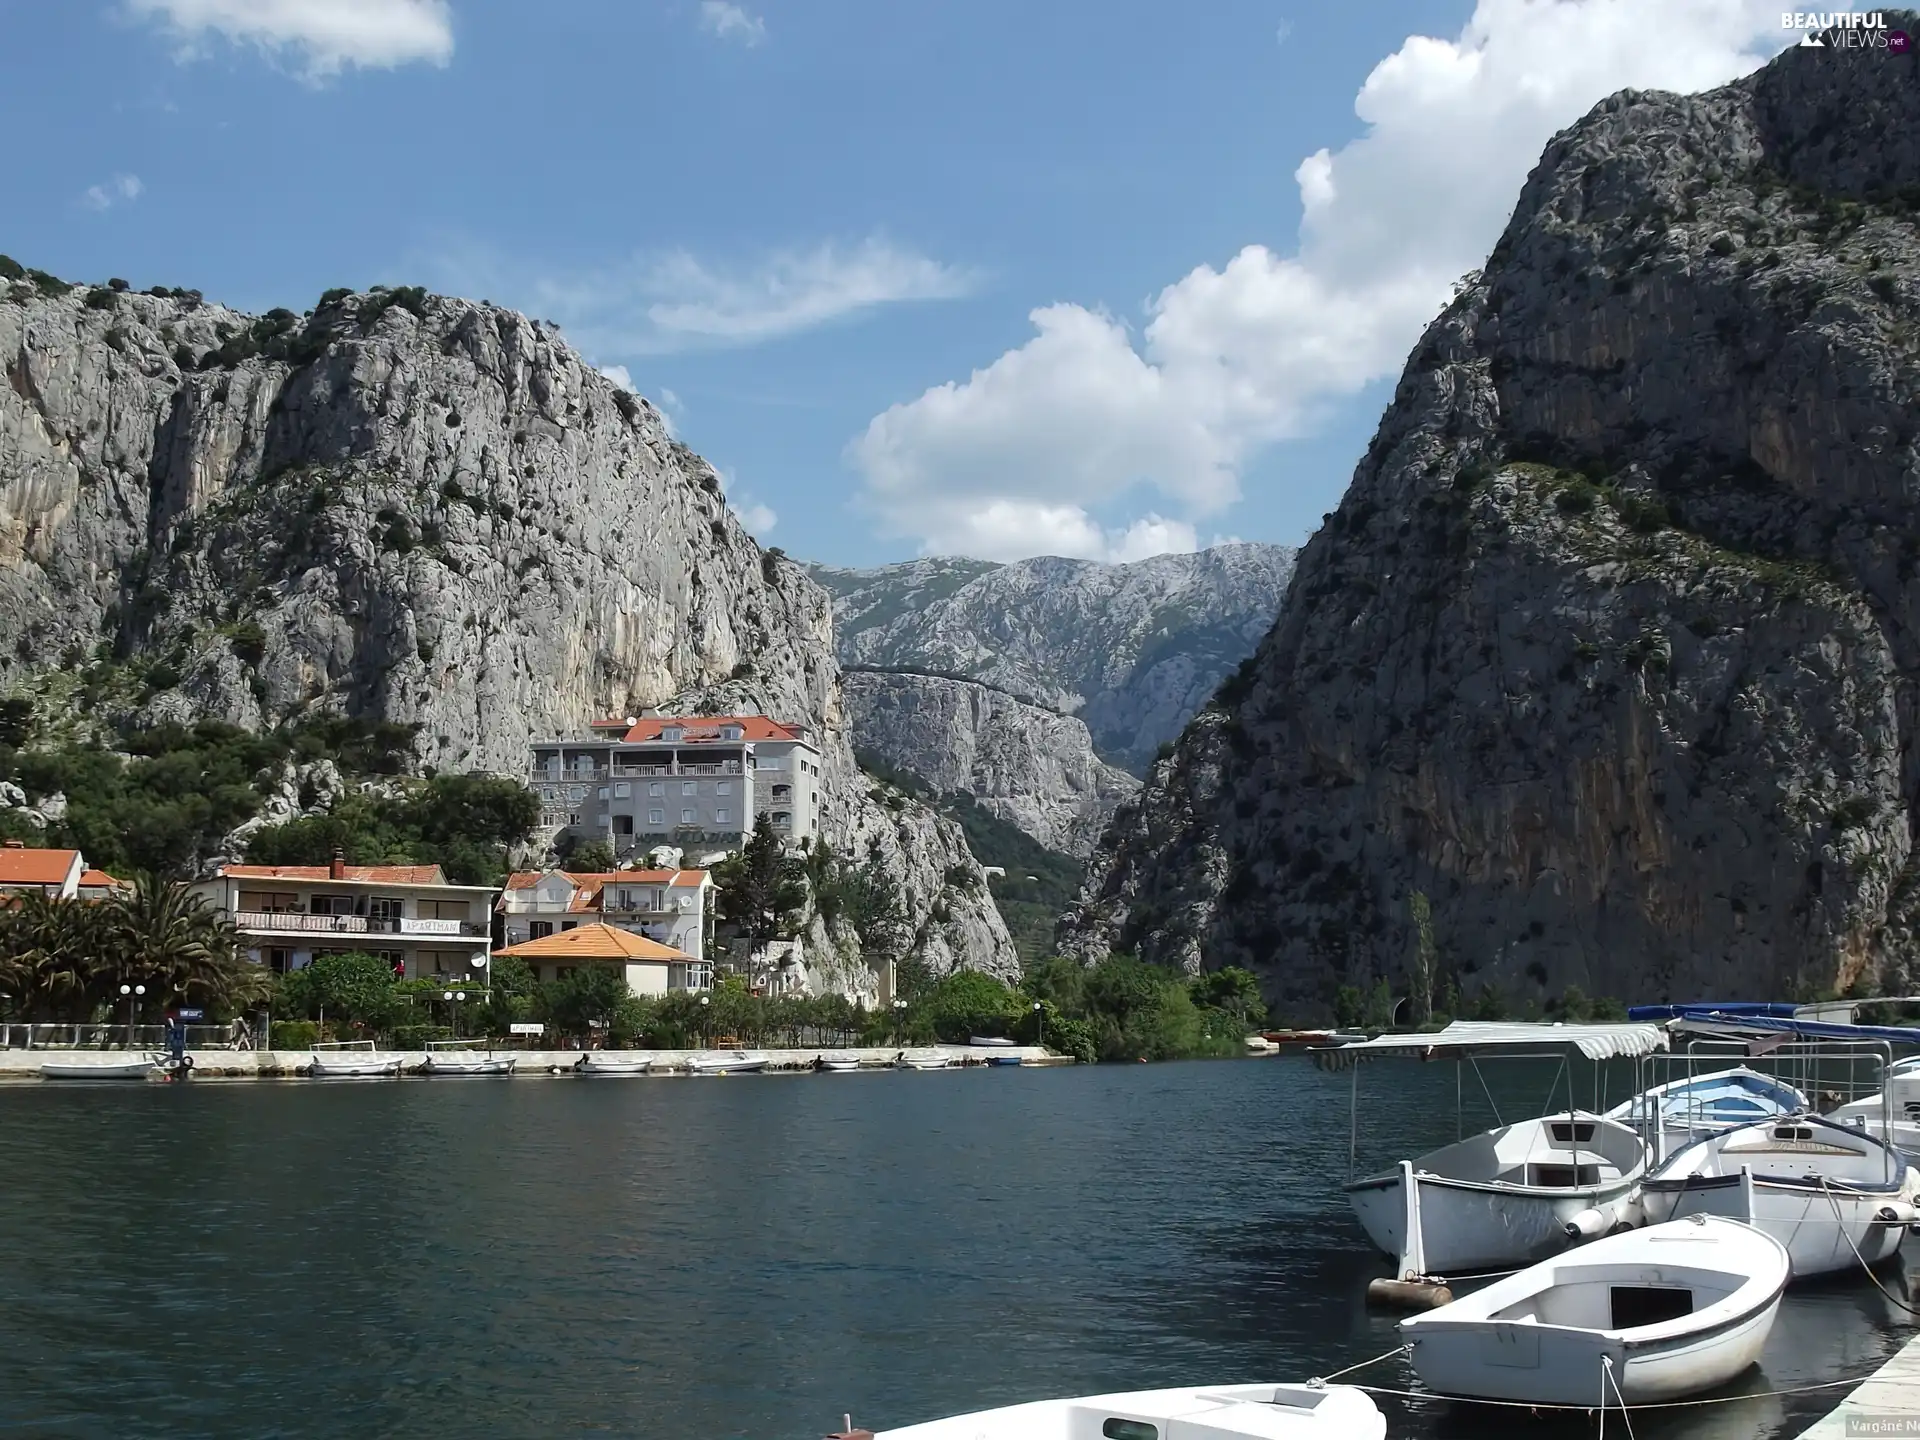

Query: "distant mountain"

xmin=810 ymin=543 xmax=1298 ymax=773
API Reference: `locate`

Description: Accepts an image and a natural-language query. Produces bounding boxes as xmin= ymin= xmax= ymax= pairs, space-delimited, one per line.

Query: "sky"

xmin=1 ymin=0 xmax=1802 ymax=567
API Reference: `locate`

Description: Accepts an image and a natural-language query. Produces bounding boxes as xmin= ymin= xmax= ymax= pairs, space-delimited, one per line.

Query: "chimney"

xmin=330 ymin=847 xmax=347 ymax=881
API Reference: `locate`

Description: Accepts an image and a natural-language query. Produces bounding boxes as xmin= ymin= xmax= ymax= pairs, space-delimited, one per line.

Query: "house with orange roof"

xmin=497 ymin=866 xmax=712 ymax=959
xmin=527 ymin=713 xmax=823 ymax=861
xmin=0 ymin=841 xmax=90 ymax=899
xmin=493 ymin=921 xmax=711 ymax=995
xmin=190 ymin=851 xmax=498 ymax=980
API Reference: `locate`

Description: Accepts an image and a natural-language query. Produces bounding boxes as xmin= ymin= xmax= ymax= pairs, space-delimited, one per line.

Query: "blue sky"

xmin=2 ymin=1 xmax=1794 ymax=567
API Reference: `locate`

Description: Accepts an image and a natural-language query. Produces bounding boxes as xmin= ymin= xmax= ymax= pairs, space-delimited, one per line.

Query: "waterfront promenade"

xmin=0 ymin=1044 xmax=1058 ymax=1079
xmin=1798 ymin=1328 xmax=1920 ymax=1437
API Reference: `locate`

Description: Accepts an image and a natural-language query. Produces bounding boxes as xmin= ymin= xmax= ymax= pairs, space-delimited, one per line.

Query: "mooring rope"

xmin=1314 ymin=1343 xmax=1412 ymax=1382
xmin=1350 ymin=1373 xmax=1869 ymax=1411
xmin=1822 ymin=1176 xmax=1920 ymax=1319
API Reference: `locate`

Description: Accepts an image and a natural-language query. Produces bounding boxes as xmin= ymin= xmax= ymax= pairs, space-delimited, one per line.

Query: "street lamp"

xmin=892 ymin=997 xmax=907 ymax=1047
xmin=119 ymin=983 xmax=146 ymax=1048
xmin=443 ymin=989 xmax=467 ymax=1038
xmin=1032 ymin=1000 xmax=1044 ymax=1051
xmin=698 ymin=992 xmax=710 ymax=1049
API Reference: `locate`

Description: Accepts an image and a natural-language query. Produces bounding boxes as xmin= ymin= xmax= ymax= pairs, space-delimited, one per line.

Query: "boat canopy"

xmin=1627 ymin=1003 xmax=1800 ymax=1021
xmin=1310 ymin=1020 xmax=1667 ymax=1069
xmin=1658 ymin=1009 xmax=1920 ymax=1046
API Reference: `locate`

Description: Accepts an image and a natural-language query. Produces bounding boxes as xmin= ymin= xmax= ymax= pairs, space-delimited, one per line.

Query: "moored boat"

xmin=40 ymin=1056 xmax=158 ymax=1081
xmin=423 ymin=1052 xmax=516 ymax=1076
xmin=858 ymin=1381 xmax=1386 ymax=1439
xmin=1635 ymin=1113 xmax=1920 ymax=1276
xmin=688 ymin=1050 xmax=767 ymax=1075
xmin=580 ymin=1053 xmax=654 ymax=1076
xmin=816 ymin=1053 xmax=862 ymax=1072
xmin=308 ymin=1050 xmax=404 ymax=1079
xmin=1605 ymin=1066 xmax=1807 ymax=1161
xmin=1399 ymin=1215 xmax=1788 ymax=1405
xmin=895 ymin=1050 xmax=954 ymax=1071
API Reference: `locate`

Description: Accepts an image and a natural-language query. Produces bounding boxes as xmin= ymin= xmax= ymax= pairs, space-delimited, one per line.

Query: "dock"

xmin=1799 ymin=1329 xmax=1920 ymax=1437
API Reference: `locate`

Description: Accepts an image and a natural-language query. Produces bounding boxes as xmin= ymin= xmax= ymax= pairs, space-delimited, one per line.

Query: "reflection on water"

xmin=0 ymin=1058 xmax=1910 ymax=1439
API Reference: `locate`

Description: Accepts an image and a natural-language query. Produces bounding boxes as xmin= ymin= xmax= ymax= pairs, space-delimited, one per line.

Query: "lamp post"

xmin=119 ymin=983 xmax=146 ymax=1049
xmin=698 ymin=993 xmax=711 ymax=1049
xmin=892 ymin=997 xmax=906 ymax=1047
xmin=443 ymin=990 xmax=467 ymax=1039
xmin=1032 ymin=1000 xmax=1044 ymax=1051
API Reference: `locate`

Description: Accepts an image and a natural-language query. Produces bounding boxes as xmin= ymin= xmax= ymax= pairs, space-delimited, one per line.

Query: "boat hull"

xmin=40 ymin=1058 xmax=156 ymax=1080
xmin=580 ymin=1058 xmax=652 ymax=1076
xmin=1639 ymin=1174 xmax=1908 ymax=1276
xmin=308 ymin=1057 xmax=403 ymax=1079
xmin=424 ymin=1056 xmax=515 ymax=1076
xmin=1349 ymin=1172 xmax=1639 ymax=1274
xmin=1406 ymin=1290 xmax=1779 ymax=1404
xmin=688 ymin=1057 xmax=766 ymax=1075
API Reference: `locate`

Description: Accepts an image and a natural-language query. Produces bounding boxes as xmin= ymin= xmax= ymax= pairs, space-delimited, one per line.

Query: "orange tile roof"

xmin=0 ymin=848 xmax=82 ymax=886
xmin=219 ymin=863 xmax=451 ymax=885
xmin=78 ymin=869 xmax=123 ymax=889
xmin=494 ymin=922 xmax=693 ymax=962
xmin=616 ymin=715 xmax=808 ymax=744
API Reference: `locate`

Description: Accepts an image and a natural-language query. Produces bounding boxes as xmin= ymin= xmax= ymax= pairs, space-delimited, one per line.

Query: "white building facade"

xmin=497 ymin=868 xmax=712 ymax=960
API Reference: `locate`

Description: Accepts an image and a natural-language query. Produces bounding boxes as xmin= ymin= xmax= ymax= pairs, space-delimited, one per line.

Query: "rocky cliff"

xmin=0 ymin=270 xmax=1015 ymax=984
xmin=1064 ymin=29 xmax=1920 ymax=1016
xmin=810 ymin=544 xmax=1297 ymax=772
xmin=841 ymin=669 xmax=1138 ymax=857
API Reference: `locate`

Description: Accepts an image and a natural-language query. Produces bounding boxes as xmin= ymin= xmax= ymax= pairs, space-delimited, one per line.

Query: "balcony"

xmin=234 ymin=911 xmax=368 ymax=934
xmin=611 ymin=763 xmax=670 ymax=777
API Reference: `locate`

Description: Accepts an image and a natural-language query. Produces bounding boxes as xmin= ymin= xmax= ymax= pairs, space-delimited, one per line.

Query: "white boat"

xmin=580 ymin=1053 xmax=654 ymax=1076
xmin=1635 ymin=1114 xmax=1920 ymax=1277
xmin=646 ymin=1055 xmax=687 ymax=1074
xmin=967 ymin=1035 xmax=1016 ymax=1048
xmin=866 ymin=1382 xmax=1386 ymax=1440
xmin=1607 ymin=1066 xmax=1807 ymax=1160
xmin=1829 ymin=1054 xmax=1920 ymax=1153
xmin=687 ymin=1050 xmax=767 ymax=1075
xmin=816 ymin=1053 xmax=863 ymax=1072
xmin=1400 ymin=1215 xmax=1787 ymax=1405
xmin=308 ymin=1052 xmax=403 ymax=1079
xmin=895 ymin=1050 xmax=954 ymax=1071
xmin=39 ymin=1056 xmax=158 ymax=1080
xmin=423 ymin=1052 xmax=516 ymax=1076
xmin=1346 ymin=1111 xmax=1650 ymax=1274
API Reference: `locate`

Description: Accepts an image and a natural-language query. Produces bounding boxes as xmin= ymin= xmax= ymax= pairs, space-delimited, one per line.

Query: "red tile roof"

xmin=77 ymin=869 xmax=123 ymax=890
xmin=218 ymin=863 xmax=452 ymax=885
xmin=0 ymin=847 xmax=82 ymax=886
xmin=616 ymin=715 xmax=808 ymax=745
xmin=494 ymin=922 xmax=693 ymax=962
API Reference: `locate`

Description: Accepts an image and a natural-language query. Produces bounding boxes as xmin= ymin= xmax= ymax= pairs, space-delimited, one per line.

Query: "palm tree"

xmin=100 ymin=873 xmax=268 ymax=1015
xmin=1 ymin=891 xmax=109 ymax=1022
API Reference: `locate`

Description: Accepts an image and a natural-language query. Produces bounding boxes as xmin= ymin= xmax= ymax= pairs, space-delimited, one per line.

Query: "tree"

xmin=1189 ymin=966 xmax=1267 ymax=1034
xmin=922 ymin=969 xmax=1019 ymax=1043
xmin=1331 ymin=984 xmax=1364 ymax=1029
xmin=294 ymin=951 xmax=399 ymax=1031
xmin=1362 ymin=977 xmax=1396 ymax=1030
xmin=1408 ymin=891 xmax=1436 ymax=1026
xmin=564 ymin=839 xmax=615 ymax=874
xmin=713 ymin=814 xmax=807 ymax=944
xmin=101 ymin=873 xmax=267 ymax=1016
xmin=538 ymin=965 xmax=630 ymax=1040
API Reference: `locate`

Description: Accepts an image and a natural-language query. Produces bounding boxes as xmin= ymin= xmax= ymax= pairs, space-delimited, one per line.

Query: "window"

xmin=716 ymin=780 xmax=731 ymax=795
xmin=370 ymin=897 xmax=404 ymax=923
xmin=529 ymin=921 xmax=554 ymax=940
xmin=681 ymin=809 xmax=696 ymax=824
xmin=418 ymin=900 xmax=469 ymax=920
xmin=1102 ymin=1424 xmax=1158 ymax=1440
xmin=263 ymin=947 xmax=294 ymax=973
xmin=615 ymin=815 xmax=633 ymax=835
xmin=238 ymin=890 xmax=299 ymax=913
xmin=648 ymin=781 xmax=663 ymax=796
xmin=614 ymin=782 xmax=630 ymax=798
xmin=597 ymin=786 xmax=610 ymax=800
xmin=649 ymin=808 xmax=665 ymax=825
xmin=562 ymin=920 xmax=578 ymax=931
xmin=683 ymin=780 xmax=698 ymax=796
xmin=715 ymin=808 xmax=730 ymax=825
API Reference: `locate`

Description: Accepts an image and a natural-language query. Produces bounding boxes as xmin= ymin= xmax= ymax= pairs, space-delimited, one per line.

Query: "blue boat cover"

xmin=1627 ymin=1003 xmax=1800 ymax=1020
xmin=1650 ymin=1007 xmax=1920 ymax=1046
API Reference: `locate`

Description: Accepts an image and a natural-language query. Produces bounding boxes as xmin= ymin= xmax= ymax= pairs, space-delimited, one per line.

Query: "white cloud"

xmin=597 ymin=363 xmax=635 ymax=392
xmin=849 ymin=0 xmax=1792 ymax=561
xmin=454 ymin=237 xmax=973 ymax=356
xmin=737 ymin=501 xmax=778 ymax=536
xmin=656 ymin=388 xmax=685 ymax=437
xmin=699 ymin=1 xmax=766 ymax=46
xmin=127 ymin=0 xmax=453 ymax=76
xmin=81 ymin=174 xmax=144 ymax=211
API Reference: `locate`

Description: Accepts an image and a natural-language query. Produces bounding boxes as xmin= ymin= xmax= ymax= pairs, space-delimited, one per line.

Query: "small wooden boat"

xmin=966 ymin=1035 xmax=1016 ymax=1048
xmin=646 ymin=1056 xmax=687 ymax=1074
xmin=861 ymin=1382 xmax=1386 ymax=1439
xmin=1346 ymin=1111 xmax=1649 ymax=1273
xmin=580 ymin=1053 xmax=654 ymax=1076
xmin=308 ymin=1052 xmax=404 ymax=1080
xmin=423 ymin=1053 xmax=516 ymax=1076
xmin=1400 ymin=1215 xmax=1788 ymax=1405
xmin=985 ymin=1054 xmax=1024 ymax=1067
xmin=1606 ymin=1067 xmax=1806 ymax=1161
xmin=687 ymin=1050 xmax=767 ymax=1075
xmin=1635 ymin=1114 xmax=1920 ymax=1276
xmin=895 ymin=1050 xmax=954 ymax=1071
xmin=40 ymin=1056 xmax=158 ymax=1081
xmin=816 ymin=1053 xmax=862 ymax=1072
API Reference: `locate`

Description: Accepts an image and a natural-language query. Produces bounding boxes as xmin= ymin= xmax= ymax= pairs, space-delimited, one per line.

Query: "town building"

xmin=497 ymin=868 xmax=712 ymax=958
xmin=0 ymin=842 xmax=121 ymax=899
xmin=528 ymin=714 xmax=824 ymax=859
xmin=191 ymin=855 xmax=496 ymax=979
xmin=493 ymin=921 xmax=713 ymax=994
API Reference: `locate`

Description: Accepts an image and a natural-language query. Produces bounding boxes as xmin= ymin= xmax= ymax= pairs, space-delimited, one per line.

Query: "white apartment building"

xmin=497 ymin=867 xmax=712 ymax=960
xmin=193 ymin=856 xmax=496 ymax=979
xmin=529 ymin=714 xmax=824 ymax=858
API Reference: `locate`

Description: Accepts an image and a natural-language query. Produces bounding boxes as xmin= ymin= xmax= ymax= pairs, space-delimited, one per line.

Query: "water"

xmin=0 ymin=1058 xmax=1912 ymax=1439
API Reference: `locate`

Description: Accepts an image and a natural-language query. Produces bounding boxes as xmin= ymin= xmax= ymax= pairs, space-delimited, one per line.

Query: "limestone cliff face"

xmin=1065 ymin=31 xmax=1920 ymax=1015
xmin=811 ymin=544 xmax=1297 ymax=772
xmin=0 ymin=275 xmax=1014 ymax=982
xmin=841 ymin=669 xmax=1139 ymax=857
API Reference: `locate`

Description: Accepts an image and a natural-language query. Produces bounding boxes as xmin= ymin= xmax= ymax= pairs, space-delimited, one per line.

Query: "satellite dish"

xmin=625 ymin=715 xmax=639 ymax=726
xmin=471 ymin=954 xmax=489 ymax=968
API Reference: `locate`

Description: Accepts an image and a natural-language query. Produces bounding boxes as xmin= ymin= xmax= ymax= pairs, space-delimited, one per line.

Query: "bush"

xmin=108 ymin=277 xmax=130 ymax=292
xmin=0 ymin=254 xmax=22 ymax=281
xmin=84 ymin=287 xmax=117 ymax=311
xmin=270 ymin=1019 xmax=319 ymax=1049
xmin=1555 ymin=481 xmax=1598 ymax=515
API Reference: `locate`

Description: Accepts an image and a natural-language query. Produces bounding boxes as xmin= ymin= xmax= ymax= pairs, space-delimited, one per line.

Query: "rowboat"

xmin=580 ymin=1053 xmax=654 ymax=1076
xmin=1605 ymin=1066 xmax=1806 ymax=1161
xmin=1400 ymin=1215 xmax=1787 ymax=1404
xmin=859 ymin=1382 xmax=1386 ymax=1439
xmin=1635 ymin=1114 xmax=1920 ymax=1276
xmin=687 ymin=1050 xmax=767 ymax=1075
xmin=895 ymin=1050 xmax=954 ymax=1071
xmin=423 ymin=1053 xmax=516 ymax=1076
xmin=308 ymin=1053 xmax=403 ymax=1079
xmin=39 ymin=1056 xmax=158 ymax=1081
xmin=816 ymin=1053 xmax=862 ymax=1072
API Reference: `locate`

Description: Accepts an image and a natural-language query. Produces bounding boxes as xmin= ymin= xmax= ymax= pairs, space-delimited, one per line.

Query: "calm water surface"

xmin=0 ymin=1058 xmax=1911 ymax=1439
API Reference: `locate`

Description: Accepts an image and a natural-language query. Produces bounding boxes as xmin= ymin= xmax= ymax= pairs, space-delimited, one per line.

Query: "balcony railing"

xmin=234 ymin=911 xmax=368 ymax=934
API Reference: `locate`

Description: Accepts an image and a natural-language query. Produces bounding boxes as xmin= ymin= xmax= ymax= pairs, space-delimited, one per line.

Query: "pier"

xmin=1800 ymin=1330 xmax=1920 ymax=1437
